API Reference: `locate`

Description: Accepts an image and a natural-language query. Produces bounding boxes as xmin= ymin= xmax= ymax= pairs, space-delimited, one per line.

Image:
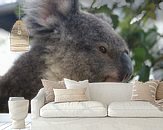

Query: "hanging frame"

xmin=10 ymin=2 xmax=29 ymax=52
xmin=10 ymin=20 xmax=29 ymax=52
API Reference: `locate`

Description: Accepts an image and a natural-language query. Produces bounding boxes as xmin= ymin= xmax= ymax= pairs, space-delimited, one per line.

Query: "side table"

xmin=8 ymin=97 xmax=29 ymax=129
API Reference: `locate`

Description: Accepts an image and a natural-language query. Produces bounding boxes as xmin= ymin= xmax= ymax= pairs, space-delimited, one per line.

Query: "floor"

xmin=0 ymin=122 xmax=31 ymax=130
xmin=0 ymin=114 xmax=31 ymax=130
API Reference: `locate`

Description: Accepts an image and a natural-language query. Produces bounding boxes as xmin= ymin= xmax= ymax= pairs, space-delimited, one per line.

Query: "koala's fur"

xmin=0 ymin=0 xmax=132 ymax=112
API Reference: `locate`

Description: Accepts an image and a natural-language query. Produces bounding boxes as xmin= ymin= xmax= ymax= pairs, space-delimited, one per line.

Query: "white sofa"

xmin=31 ymin=82 xmax=163 ymax=130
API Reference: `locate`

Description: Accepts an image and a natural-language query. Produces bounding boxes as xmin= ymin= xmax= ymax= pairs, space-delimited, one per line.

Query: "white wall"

xmin=0 ymin=29 xmax=22 ymax=76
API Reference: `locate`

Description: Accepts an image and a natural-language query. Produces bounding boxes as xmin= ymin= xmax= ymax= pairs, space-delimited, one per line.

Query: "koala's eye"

xmin=124 ymin=50 xmax=129 ymax=55
xmin=99 ymin=46 xmax=107 ymax=54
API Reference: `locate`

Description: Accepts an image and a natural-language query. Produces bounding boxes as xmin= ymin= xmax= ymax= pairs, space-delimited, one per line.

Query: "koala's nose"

xmin=119 ymin=52 xmax=133 ymax=81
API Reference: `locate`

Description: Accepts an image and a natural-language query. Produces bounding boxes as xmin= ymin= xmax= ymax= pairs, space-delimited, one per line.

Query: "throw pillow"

xmin=53 ymin=88 xmax=88 ymax=103
xmin=156 ymin=81 xmax=163 ymax=100
xmin=64 ymin=78 xmax=90 ymax=99
xmin=131 ymin=80 xmax=159 ymax=102
xmin=41 ymin=79 xmax=65 ymax=103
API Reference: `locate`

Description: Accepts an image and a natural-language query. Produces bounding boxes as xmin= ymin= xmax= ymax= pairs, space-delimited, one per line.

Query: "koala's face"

xmin=24 ymin=0 xmax=133 ymax=82
xmin=61 ymin=13 xmax=133 ymax=82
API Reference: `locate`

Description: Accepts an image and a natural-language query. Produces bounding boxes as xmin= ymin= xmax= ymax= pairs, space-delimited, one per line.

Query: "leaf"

xmin=110 ymin=14 xmax=119 ymax=29
xmin=93 ymin=5 xmax=111 ymax=15
xmin=130 ymin=11 xmax=146 ymax=24
xmin=125 ymin=0 xmax=135 ymax=3
xmin=145 ymin=31 xmax=157 ymax=49
xmin=143 ymin=3 xmax=156 ymax=21
xmin=15 ymin=5 xmax=25 ymax=19
xmin=146 ymin=3 xmax=156 ymax=11
xmin=133 ymin=47 xmax=146 ymax=72
xmin=138 ymin=64 xmax=150 ymax=82
xmin=133 ymin=47 xmax=146 ymax=61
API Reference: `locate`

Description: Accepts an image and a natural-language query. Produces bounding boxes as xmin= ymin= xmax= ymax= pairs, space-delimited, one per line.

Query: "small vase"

xmin=8 ymin=97 xmax=29 ymax=129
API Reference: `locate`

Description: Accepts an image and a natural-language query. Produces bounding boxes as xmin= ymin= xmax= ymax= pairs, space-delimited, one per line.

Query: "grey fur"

xmin=0 ymin=0 xmax=132 ymax=112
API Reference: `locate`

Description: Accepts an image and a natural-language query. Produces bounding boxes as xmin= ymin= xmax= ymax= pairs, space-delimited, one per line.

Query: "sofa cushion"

xmin=108 ymin=101 xmax=163 ymax=117
xmin=40 ymin=101 xmax=107 ymax=117
xmin=64 ymin=78 xmax=90 ymax=99
xmin=53 ymin=88 xmax=88 ymax=103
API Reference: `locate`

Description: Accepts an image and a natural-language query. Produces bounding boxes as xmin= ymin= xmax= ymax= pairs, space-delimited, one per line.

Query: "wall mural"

xmin=0 ymin=0 xmax=133 ymax=112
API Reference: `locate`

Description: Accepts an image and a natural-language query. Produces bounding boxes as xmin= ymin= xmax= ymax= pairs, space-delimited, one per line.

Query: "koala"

xmin=0 ymin=0 xmax=132 ymax=112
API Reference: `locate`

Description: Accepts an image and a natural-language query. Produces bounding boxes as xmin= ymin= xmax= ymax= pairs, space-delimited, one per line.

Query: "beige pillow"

xmin=156 ymin=81 xmax=163 ymax=100
xmin=64 ymin=78 xmax=90 ymax=99
xmin=41 ymin=79 xmax=65 ymax=103
xmin=53 ymin=88 xmax=88 ymax=103
xmin=131 ymin=80 xmax=159 ymax=102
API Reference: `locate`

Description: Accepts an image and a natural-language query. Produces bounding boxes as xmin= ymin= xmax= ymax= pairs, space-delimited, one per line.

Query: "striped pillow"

xmin=131 ymin=80 xmax=159 ymax=102
xmin=41 ymin=79 xmax=66 ymax=103
xmin=53 ymin=88 xmax=88 ymax=103
xmin=156 ymin=81 xmax=163 ymax=100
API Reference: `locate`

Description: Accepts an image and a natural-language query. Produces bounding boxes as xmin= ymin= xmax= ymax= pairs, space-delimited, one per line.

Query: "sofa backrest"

xmin=89 ymin=82 xmax=133 ymax=105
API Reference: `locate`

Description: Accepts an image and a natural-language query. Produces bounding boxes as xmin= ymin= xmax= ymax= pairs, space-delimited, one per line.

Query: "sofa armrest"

xmin=31 ymin=88 xmax=45 ymax=119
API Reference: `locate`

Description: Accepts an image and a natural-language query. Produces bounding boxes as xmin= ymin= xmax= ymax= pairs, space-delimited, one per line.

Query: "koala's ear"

xmin=23 ymin=0 xmax=79 ymax=36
